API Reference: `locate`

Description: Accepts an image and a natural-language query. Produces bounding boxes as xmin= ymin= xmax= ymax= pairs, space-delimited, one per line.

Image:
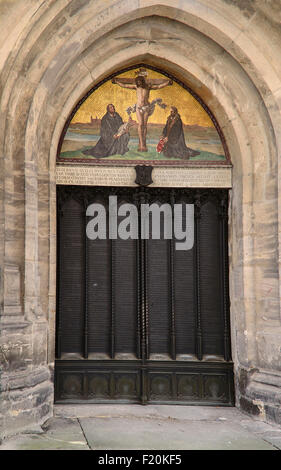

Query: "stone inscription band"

xmin=56 ymin=165 xmax=232 ymax=188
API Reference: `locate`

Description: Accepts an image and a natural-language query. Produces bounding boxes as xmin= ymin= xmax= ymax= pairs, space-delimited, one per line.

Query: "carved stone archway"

xmin=1 ymin=1 xmax=281 ymax=437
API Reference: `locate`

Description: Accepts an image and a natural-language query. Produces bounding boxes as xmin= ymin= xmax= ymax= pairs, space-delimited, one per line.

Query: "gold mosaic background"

xmin=71 ymin=69 xmax=214 ymax=127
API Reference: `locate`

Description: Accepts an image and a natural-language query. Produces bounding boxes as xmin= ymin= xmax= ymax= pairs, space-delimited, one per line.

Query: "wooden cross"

xmin=111 ymin=68 xmax=173 ymax=151
xmin=112 ymin=67 xmax=173 ymax=88
xmin=112 ymin=77 xmax=172 ymax=86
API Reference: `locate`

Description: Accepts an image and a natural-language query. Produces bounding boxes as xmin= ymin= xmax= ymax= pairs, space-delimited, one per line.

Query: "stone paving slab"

xmin=0 ymin=417 xmax=89 ymax=450
xmin=79 ymin=416 xmax=276 ymax=451
xmin=54 ymin=404 xmax=243 ymax=421
xmin=1 ymin=405 xmax=280 ymax=450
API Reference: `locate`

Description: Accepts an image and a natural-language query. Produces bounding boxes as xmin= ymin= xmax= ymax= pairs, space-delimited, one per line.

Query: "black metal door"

xmin=55 ymin=186 xmax=234 ymax=405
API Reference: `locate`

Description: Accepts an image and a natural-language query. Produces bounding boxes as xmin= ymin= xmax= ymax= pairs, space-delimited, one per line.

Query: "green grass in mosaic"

xmin=60 ymin=144 xmax=225 ymax=161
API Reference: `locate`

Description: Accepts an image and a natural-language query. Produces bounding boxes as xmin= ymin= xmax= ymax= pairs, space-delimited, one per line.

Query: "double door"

xmin=55 ymin=185 xmax=234 ymax=405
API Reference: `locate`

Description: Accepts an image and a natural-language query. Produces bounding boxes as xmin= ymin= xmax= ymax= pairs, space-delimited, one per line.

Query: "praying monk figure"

xmin=112 ymin=68 xmax=173 ymax=152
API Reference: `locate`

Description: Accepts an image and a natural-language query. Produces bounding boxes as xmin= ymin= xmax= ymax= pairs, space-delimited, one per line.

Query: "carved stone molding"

xmin=3 ymin=264 xmax=23 ymax=316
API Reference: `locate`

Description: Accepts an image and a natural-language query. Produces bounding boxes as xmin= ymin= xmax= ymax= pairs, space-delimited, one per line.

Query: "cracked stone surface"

xmin=0 ymin=417 xmax=89 ymax=450
xmin=1 ymin=405 xmax=280 ymax=450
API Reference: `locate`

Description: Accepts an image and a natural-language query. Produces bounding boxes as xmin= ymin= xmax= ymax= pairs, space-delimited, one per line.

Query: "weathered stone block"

xmin=3 ymin=264 xmax=22 ymax=315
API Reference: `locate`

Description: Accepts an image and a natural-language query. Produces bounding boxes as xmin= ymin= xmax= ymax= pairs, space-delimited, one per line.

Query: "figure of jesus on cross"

xmin=112 ymin=68 xmax=173 ymax=152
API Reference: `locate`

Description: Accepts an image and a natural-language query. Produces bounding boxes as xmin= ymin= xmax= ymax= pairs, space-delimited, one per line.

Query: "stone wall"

xmin=0 ymin=0 xmax=281 ymax=438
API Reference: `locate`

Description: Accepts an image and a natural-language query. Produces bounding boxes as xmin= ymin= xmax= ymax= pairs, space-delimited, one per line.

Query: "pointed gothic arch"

xmin=1 ymin=2 xmax=281 ymax=438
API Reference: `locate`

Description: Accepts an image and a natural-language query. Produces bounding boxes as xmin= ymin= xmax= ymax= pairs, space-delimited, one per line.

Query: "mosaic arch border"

xmin=56 ymin=63 xmax=232 ymax=167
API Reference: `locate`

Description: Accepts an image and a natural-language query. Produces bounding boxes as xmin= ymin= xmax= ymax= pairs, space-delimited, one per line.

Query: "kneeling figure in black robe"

xmin=83 ymin=104 xmax=129 ymax=158
xmin=161 ymin=107 xmax=200 ymax=159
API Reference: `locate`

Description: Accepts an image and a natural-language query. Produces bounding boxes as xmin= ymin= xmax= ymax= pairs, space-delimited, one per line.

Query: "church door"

xmin=55 ymin=185 xmax=234 ymax=405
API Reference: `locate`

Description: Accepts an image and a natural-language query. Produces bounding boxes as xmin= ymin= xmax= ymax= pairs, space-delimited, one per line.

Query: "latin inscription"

xmin=56 ymin=165 xmax=232 ymax=188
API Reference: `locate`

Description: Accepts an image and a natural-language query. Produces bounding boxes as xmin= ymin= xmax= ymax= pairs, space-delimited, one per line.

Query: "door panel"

xmin=87 ymin=237 xmax=111 ymax=356
xmin=57 ymin=197 xmax=84 ymax=355
xmin=147 ymin=238 xmax=171 ymax=357
xmin=199 ymin=201 xmax=224 ymax=356
xmin=174 ymin=245 xmax=196 ymax=356
xmin=55 ymin=186 xmax=234 ymax=405
xmin=114 ymin=238 xmax=138 ymax=356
